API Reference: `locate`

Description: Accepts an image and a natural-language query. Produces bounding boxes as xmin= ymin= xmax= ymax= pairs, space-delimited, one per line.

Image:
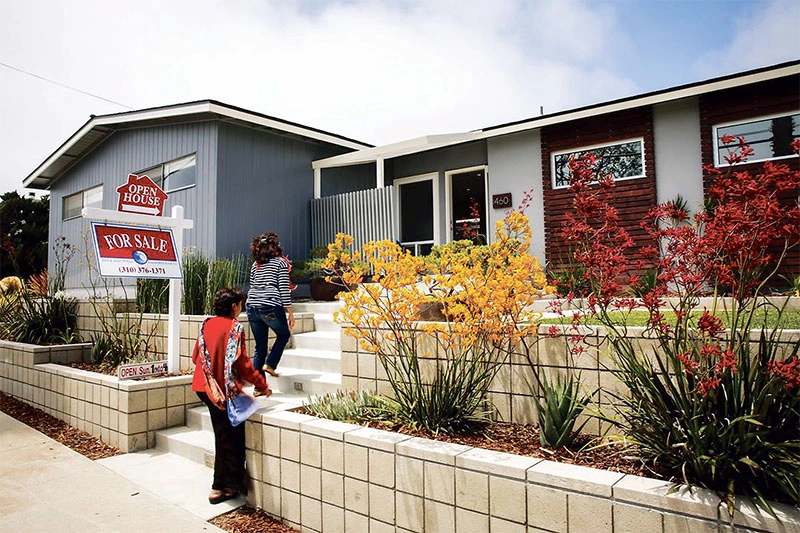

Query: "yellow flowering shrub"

xmin=324 ymin=212 xmax=554 ymax=433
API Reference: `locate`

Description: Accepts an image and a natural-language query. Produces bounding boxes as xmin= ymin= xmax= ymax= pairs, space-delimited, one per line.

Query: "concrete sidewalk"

xmin=0 ymin=411 xmax=225 ymax=532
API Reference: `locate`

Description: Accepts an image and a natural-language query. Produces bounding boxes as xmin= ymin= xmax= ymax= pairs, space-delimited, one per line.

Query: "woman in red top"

xmin=192 ymin=287 xmax=271 ymax=504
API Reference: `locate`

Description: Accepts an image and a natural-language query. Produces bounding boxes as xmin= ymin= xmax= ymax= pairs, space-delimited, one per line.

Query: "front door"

xmin=449 ymin=168 xmax=487 ymax=243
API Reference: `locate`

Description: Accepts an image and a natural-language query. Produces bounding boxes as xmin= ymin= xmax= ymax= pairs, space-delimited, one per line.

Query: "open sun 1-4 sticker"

xmin=91 ymin=222 xmax=183 ymax=279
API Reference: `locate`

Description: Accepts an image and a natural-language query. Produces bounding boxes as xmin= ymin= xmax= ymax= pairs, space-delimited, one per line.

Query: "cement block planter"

xmin=245 ymin=411 xmax=800 ymax=533
xmin=341 ymin=323 xmax=800 ymax=431
xmin=0 ymin=339 xmax=198 ymax=452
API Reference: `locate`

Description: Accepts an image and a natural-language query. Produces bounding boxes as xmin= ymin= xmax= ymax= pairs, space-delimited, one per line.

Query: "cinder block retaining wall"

xmin=342 ymin=325 xmax=800 ymax=433
xmin=1 ymin=307 xmax=314 ymax=453
xmin=245 ymin=411 xmax=799 ymax=533
xmin=0 ymin=339 xmax=199 ymax=452
xmin=76 ymin=301 xmax=314 ymax=372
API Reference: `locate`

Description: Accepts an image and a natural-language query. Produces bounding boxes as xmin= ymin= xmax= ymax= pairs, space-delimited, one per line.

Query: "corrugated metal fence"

xmin=310 ymin=187 xmax=396 ymax=250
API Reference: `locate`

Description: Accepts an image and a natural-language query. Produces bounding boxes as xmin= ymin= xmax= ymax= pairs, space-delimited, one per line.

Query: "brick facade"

xmin=541 ymin=107 xmax=657 ymax=268
xmin=699 ymin=74 xmax=800 ymax=278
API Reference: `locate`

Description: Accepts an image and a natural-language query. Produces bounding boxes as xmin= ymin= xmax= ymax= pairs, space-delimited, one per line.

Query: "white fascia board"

xmin=207 ymin=103 xmax=368 ymax=150
xmin=23 ymin=121 xmax=98 ymax=188
xmin=94 ymin=102 xmax=212 ymax=127
xmin=477 ymin=64 xmax=800 ymax=140
xmin=22 ymin=103 xmax=214 ymax=188
xmin=313 ymin=132 xmax=478 ymax=169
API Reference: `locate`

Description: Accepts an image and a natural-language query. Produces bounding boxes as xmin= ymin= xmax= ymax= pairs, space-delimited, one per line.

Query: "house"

xmin=23 ymin=61 xmax=800 ymax=294
xmin=23 ymin=100 xmax=371 ymax=293
xmin=311 ymin=60 xmax=800 ymax=276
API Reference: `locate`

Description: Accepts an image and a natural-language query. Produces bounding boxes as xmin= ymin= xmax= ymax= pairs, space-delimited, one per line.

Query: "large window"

xmin=62 ymin=185 xmax=103 ymax=220
xmin=714 ymin=112 xmax=800 ymax=166
xmin=396 ymin=173 xmax=437 ymax=256
xmin=551 ymin=138 xmax=645 ymax=189
xmin=137 ymin=153 xmax=196 ymax=193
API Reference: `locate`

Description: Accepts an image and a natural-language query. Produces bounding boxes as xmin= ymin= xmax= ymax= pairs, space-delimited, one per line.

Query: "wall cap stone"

xmin=344 ymin=426 xmax=413 ymax=451
xmin=396 ymin=436 xmax=471 ymax=465
xmin=527 ymin=459 xmax=624 ymax=497
xmin=300 ymin=418 xmax=362 ymax=439
xmin=456 ymin=447 xmax=542 ymax=479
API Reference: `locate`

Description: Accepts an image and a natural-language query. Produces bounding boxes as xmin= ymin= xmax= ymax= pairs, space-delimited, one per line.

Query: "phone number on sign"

xmin=119 ymin=265 xmax=167 ymax=275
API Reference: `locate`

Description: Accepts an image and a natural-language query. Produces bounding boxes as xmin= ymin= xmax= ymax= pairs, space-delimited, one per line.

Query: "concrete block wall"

xmin=0 ymin=339 xmax=198 ymax=452
xmin=341 ymin=324 xmax=800 ymax=433
xmin=246 ymin=411 xmax=800 ymax=532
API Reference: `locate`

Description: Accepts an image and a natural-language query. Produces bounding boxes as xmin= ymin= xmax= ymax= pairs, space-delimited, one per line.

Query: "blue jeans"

xmin=246 ymin=304 xmax=290 ymax=373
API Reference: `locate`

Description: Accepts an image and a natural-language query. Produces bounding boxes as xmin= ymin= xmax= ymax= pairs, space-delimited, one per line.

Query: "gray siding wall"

xmin=215 ymin=122 xmax=350 ymax=262
xmin=48 ymin=121 xmax=218 ymax=293
xmin=388 ymin=141 xmax=488 ymax=246
xmin=321 ymin=163 xmax=377 ymax=196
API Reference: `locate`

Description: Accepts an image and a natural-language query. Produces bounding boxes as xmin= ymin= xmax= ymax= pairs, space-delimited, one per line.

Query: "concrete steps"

xmin=97 ymin=302 xmax=342 ymax=522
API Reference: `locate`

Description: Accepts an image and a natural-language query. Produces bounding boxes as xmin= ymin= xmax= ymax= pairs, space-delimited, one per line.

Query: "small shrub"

xmin=136 ymin=278 xmax=169 ymax=314
xmin=182 ymin=252 xmax=209 ymax=315
xmin=0 ymin=292 xmax=79 ymax=345
xmin=327 ymin=212 xmax=553 ymax=434
xmin=531 ymin=371 xmax=591 ymax=449
xmin=560 ymin=139 xmax=800 ymax=513
xmin=303 ymin=390 xmax=398 ymax=423
xmin=182 ymin=251 xmax=247 ymax=315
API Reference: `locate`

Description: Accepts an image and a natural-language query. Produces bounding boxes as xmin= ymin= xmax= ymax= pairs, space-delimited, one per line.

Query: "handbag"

xmin=199 ymin=319 xmax=227 ymax=410
xmin=223 ymin=320 xmax=262 ymax=426
xmin=227 ymin=391 xmax=260 ymax=427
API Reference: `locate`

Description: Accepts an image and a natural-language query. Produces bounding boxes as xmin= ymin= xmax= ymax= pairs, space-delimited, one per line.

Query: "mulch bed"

xmin=356 ymin=419 xmax=673 ymax=481
xmin=210 ymin=506 xmax=299 ymax=533
xmin=0 ymin=391 xmax=122 ymax=460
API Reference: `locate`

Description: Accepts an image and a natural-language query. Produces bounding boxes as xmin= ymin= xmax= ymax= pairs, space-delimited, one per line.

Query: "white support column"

xmin=167 ymin=205 xmax=184 ymax=375
xmin=314 ymin=167 xmax=321 ymax=199
xmin=376 ymin=156 xmax=385 ymax=188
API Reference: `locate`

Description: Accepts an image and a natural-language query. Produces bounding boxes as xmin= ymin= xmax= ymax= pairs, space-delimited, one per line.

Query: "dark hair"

xmin=250 ymin=232 xmax=283 ymax=263
xmin=213 ymin=287 xmax=244 ymax=317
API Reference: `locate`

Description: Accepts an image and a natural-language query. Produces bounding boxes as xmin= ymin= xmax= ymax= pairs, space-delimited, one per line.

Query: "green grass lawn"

xmin=541 ymin=308 xmax=800 ymax=329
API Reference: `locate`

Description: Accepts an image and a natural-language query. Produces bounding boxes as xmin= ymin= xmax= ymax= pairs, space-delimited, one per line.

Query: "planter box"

xmin=340 ymin=323 xmax=800 ymax=433
xmin=244 ymin=411 xmax=800 ymax=533
xmin=0 ymin=339 xmax=198 ymax=452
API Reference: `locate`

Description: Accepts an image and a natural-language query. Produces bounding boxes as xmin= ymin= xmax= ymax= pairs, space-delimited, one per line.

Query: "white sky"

xmin=1 ymin=0 xmax=798 ymax=195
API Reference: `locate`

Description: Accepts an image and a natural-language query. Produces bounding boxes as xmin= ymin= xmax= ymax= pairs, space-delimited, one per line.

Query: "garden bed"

xmin=0 ymin=338 xmax=199 ymax=452
xmin=243 ymin=410 xmax=800 ymax=533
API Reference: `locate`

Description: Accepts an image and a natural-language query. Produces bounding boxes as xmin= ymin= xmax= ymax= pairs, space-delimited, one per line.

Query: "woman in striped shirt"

xmin=246 ymin=232 xmax=294 ymax=383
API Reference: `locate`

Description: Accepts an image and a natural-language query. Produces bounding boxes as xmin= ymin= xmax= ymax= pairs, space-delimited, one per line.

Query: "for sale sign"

xmin=91 ymin=222 xmax=182 ymax=279
xmin=116 ymin=174 xmax=169 ymax=216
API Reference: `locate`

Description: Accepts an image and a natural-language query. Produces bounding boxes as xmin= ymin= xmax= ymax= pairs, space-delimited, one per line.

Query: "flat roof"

xmin=24 ymin=99 xmax=373 ymax=189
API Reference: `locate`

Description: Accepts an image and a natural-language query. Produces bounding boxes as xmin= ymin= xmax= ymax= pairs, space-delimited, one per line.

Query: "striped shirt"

xmin=247 ymin=257 xmax=292 ymax=308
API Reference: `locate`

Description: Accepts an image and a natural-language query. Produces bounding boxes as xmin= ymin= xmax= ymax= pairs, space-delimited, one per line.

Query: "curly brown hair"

xmin=250 ymin=232 xmax=283 ymax=263
xmin=213 ymin=287 xmax=245 ymax=317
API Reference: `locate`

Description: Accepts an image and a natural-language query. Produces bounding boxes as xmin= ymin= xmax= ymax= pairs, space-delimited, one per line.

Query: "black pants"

xmin=197 ymin=391 xmax=247 ymax=493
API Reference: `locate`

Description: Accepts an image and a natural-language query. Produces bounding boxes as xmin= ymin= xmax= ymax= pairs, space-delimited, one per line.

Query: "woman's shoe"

xmin=253 ymin=387 xmax=272 ymax=398
xmin=208 ymin=489 xmax=238 ymax=505
xmin=263 ymin=365 xmax=280 ymax=377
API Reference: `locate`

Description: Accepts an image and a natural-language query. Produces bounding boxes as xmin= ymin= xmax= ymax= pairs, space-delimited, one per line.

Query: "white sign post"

xmin=82 ymin=204 xmax=193 ymax=375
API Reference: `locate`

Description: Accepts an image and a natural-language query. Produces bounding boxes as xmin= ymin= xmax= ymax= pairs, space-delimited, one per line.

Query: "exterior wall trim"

xmin=444 ymin=164 xmax=489 ymax=244
xmin=711 ymin=108 xmax=800 ymax=167
xmin=393 ymin=172 xmax=441 ymax=247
